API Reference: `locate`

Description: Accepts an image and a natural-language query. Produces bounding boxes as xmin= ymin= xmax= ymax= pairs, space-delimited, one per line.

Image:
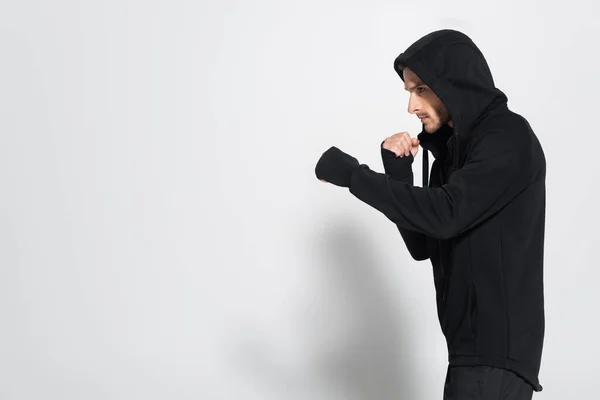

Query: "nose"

xmin=407 ymin=93 xmax=420 ymax=114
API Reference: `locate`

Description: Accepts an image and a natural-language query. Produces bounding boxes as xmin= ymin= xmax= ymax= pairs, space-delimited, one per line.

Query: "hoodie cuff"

xmin=315 ymin=146 xmax=360 ymax=187
xmin=380 ymin=140 xmax=414 ymax=183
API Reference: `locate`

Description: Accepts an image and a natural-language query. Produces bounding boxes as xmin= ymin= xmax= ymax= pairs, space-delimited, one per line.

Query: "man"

xmin=314 ymin=29 xmax=546 ymax=399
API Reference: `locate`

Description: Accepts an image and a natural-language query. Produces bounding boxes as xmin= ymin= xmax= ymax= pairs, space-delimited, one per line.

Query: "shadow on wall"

xmin=307 ymin=218 xmax=420 ymax=400
xmin=233 ymin=217 xmax=422 ymax=400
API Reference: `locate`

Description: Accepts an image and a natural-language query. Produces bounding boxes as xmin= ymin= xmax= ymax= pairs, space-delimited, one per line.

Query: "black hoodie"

xmin=315 ymin=29 xmax=546 ymax=391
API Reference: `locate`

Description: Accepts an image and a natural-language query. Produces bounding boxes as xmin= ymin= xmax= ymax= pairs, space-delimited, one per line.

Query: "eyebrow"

xmin=405 ymin=83 xmax=425 ymax=91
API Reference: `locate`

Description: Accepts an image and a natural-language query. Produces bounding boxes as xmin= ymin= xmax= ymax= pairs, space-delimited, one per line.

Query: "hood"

xmin=393 ymin=29 xmax=508 ymax=186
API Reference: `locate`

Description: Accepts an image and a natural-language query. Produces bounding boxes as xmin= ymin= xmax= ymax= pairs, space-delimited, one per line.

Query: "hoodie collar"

xmin=417 ymin=123 xmax=454 ymax=160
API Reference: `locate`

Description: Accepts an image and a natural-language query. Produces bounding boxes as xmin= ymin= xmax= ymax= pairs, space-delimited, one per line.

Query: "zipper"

xmin=453 ymin=129 xmax=459 ymax=170
xmin=441 ymin=127 xmax=459 ymax=311
xmin=438 ymin=162 xmax=447 ymax=303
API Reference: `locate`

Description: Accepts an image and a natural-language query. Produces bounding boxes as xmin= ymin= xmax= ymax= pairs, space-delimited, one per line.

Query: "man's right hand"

xmin=383 ymin=132 xmax=420 ymax=158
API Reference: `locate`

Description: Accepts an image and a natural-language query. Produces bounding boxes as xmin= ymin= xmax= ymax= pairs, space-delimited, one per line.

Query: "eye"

xmin=417 ymin=86 xmax=427 ymax=94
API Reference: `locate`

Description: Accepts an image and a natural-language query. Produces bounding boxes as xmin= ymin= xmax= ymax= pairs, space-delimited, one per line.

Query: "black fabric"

xmin=423 ymin=147 xmax=429 ymax=187
xmin=315 ymin=146 xmax=359 ymax=187
xmin=344 ymin=30 xmax=546 ymax=391
xmin=380 ymin=145 xmax=429 ymax=261
xmin=443 ymin=366 xmax=534 ymax=400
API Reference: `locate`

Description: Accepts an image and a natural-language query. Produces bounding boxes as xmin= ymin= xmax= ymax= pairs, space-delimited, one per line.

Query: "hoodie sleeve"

xmin=380 ymin=142 xmax=430 ymax=260
xmin=350 ymin=130 xmax=540 ymax=240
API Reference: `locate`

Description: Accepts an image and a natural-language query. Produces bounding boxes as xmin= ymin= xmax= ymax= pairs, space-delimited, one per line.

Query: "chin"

xmin=423 ymin=122 xmax=440 ymax=133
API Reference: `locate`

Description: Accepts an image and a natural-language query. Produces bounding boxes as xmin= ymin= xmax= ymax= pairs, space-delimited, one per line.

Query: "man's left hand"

xmin=315 ymin=146 xmax=360 ymax=187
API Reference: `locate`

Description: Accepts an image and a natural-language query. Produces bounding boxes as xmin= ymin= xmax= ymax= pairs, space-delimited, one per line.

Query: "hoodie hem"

xmin=448 ymin=354 xmax=543 ymax=392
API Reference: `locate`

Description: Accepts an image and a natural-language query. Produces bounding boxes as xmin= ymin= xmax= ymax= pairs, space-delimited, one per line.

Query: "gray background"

xmin=1 ymin=0 xmax=598 ymax=399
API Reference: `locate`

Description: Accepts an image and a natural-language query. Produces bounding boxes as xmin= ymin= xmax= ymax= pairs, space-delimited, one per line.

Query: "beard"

xmin=423 ymin=104 xmax=452 ymax=133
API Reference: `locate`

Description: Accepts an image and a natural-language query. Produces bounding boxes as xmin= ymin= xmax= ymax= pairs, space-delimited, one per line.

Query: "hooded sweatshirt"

xmin=344 ymin=30 xmax=546 ymax=390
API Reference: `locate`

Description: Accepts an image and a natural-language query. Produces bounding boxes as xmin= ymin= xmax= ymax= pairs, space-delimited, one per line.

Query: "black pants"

xmin=443 ymin=366 xmax=534 ymax=400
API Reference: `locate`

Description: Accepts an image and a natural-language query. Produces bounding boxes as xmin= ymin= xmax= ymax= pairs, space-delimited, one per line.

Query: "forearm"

xmin=381 ymin=143 xmax=430 ymax=260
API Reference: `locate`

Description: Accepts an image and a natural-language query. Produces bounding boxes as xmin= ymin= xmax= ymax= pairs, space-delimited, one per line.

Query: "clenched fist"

xmin=383 ymin=132 xmax=420 ymax=158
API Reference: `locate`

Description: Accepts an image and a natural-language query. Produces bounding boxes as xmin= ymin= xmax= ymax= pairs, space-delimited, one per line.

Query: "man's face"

xmin=403 ymin=67 xmax=453 ymax=133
